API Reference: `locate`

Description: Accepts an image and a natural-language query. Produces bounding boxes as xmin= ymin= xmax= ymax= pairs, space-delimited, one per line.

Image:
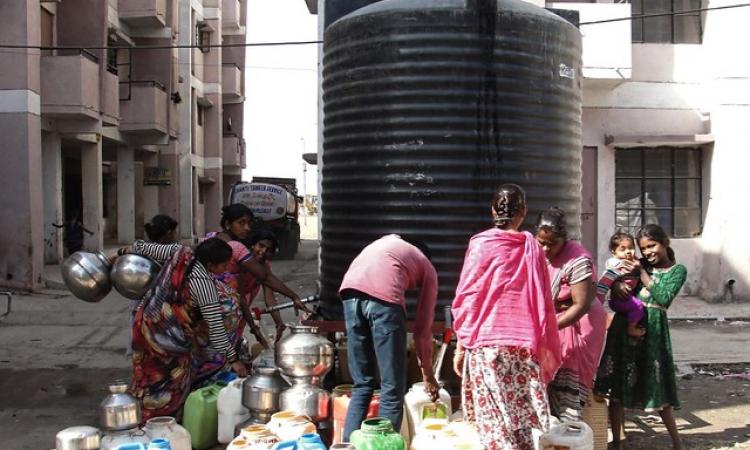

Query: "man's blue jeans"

xmin=341 ymin=294 xmax=407 ymax=441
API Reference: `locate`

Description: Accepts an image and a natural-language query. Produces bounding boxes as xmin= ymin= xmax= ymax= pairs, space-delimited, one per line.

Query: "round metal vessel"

xmin=110 ymin=254 xmax=161 ymax=300
xmin=279 ymin=382 xmax=332 ymax=423
xmin=61 ymin=251 xmax=112 ymax=302
xmin=242 ymin=367 xmax=290 ymax=422
xmin=99 ymin=382 xmax=141 ymax=431
xmin=321 ymin=0 xmax=583 ymax=317
xmin=275 ymin=326 xmax=334 ymax=380
xmin=55 ymin=426 xmax=101 ymax=450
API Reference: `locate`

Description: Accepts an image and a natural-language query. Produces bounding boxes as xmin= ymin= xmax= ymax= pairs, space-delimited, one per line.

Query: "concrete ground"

xmin=1 ymin=235 xmax=750 ymax=449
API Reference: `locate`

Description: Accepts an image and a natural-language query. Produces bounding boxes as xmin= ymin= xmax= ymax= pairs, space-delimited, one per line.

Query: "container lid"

xmin=56 ymin=426 xmax=100 ymax=450
xmin=108 ymin=382 xmax=129 ymax=394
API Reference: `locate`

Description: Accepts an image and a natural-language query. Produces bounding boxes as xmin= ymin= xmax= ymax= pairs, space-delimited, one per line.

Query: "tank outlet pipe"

xmin=251 ymin=294 xmax=320 ymax=319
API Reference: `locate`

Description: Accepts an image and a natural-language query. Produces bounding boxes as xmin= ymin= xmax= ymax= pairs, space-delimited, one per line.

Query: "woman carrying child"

xmin=596 ymin=232 xmax=646 ymax=337
xmin=595 ymin=224 xmax=687 ymax=450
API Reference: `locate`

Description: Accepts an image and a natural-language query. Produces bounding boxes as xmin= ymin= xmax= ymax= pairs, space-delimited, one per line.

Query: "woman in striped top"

xmin=122 ymin=237 xmax=248 ymax=421
xmin=535 ymin=207 xmax=607 ymax=422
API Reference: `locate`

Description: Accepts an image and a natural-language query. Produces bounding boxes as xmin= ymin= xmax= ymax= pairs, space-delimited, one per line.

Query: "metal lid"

xmin=108 ymin=382 xmax=129 ymax=394
xmin=55 ymin=426 xmax=100 ymax=450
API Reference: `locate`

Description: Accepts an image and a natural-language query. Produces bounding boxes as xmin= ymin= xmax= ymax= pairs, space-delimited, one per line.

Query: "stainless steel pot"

xmin=99 ymin=382 xmax=141 ymax=431
xmin=110 ymin=254 xmax=161 ymax=300
xmin=275 ymin=326 xmax=333 ymax=380
xmin=61 ymin=251 xmax=112 ymax=302
xmin=242 ymin=367 xmax=289 ymax=422
xmin=55 ymin=426 xmax=101 ymax=450
xmin=279 ymin=382 xmax=331 ymax=423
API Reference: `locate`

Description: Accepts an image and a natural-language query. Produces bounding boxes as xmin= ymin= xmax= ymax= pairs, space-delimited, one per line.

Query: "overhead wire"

xmin=0 ymin=2 xmax=748 ymax=51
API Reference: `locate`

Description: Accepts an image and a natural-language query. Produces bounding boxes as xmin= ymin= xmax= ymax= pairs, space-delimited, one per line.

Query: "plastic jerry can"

xmin=538 ymin=421 xmax=594 ymax=450
xmin=218 ymin=378 xmax=250 ymax=443
xmin=182 ymin=382 xmax=226 ymax=450
xmin=403 ymin=383 xmax=451 ymax=445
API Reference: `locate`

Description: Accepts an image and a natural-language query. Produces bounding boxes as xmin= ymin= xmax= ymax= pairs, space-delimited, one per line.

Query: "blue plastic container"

xmin=274 ymin=433 xmax=327 ymax=450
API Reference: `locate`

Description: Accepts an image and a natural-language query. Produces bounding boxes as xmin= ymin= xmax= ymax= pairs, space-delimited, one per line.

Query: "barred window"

xmin=615 ymin=147 xmax=702 ymax=238
xmin=631 ymin=0 xmax=703 ymax=44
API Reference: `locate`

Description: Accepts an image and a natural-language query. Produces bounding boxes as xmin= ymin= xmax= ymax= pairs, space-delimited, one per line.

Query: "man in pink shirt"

xmin=339 ymin=234 xmax=440 ymax=440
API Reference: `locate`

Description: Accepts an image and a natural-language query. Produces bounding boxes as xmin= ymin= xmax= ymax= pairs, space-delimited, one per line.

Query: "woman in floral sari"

xmin=452 ymin=185 xmax=561 ymax=450
xmin=122 ymin=238 xmax=248 ymax=421
xmin=535 ymin=207 xmax=607 ymax=421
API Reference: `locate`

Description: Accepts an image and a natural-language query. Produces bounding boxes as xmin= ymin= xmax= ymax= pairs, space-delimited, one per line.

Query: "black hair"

xmin=193 ymin=237 xmax=233 ymax=267
xmin=220 ymin=204 xmax=254 ymax=229
xmin=144 ymin=214 xmax=178 ymax=242
xmin=246 ymin=229 xmax=279 ymax=253
xmin=400 ymin=235 xmax=432 ymax=261
xmin=535 ymin=207 xmax=568 ymax=238
xmin=636 ymin=223 xmax=676 ymax=263
xmin=608 ymin=231 xmax=635 ymax=252
xmin=491 ymin=184 xmax=526 ymax=229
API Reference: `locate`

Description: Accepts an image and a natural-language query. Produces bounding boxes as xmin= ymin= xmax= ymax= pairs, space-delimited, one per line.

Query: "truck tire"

xmin=276 ymin=229 xmax=293 ymax=260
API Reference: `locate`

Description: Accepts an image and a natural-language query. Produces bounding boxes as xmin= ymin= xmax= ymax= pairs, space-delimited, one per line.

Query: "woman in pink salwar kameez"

xmin=452 ymin=185 xmax=562 ymax=450
xmin=535 ymin=207 xmax=607 ymax=421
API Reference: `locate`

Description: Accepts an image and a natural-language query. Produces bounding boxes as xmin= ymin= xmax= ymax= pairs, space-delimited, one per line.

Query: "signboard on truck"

xmin=230 ymin=182 xmax=293 ymax=221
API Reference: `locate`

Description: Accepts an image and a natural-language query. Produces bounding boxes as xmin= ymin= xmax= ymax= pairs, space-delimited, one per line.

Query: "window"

xmin=631 ymin=0 xmax=703 ymax=44
xmin=615 ymin=147 xmax=702 ymax=238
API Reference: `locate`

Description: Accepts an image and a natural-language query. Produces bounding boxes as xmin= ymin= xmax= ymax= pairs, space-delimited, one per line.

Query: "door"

xmin=581 ymin=146 xmax=598 ymax=256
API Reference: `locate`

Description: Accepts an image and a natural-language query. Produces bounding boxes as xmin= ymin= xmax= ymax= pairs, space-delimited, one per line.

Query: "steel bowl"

xmin=61 ymin=251 xmax=112 ymax=303
xmin=110 ymin=254 xmax=161 ymax=300
xmin=55 ymin=426 xmax=100 ymax=450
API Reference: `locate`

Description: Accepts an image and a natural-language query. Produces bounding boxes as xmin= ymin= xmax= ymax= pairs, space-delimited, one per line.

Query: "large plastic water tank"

xmin=320 ymin=0 xmax=583 ymax=318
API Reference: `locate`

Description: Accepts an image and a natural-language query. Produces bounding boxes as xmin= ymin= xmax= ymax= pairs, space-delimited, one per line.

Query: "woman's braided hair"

xmin=492 ymin=184 xmax=526 ymax=228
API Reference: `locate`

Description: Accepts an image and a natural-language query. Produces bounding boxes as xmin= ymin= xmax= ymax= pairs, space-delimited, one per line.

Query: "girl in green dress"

xmin=595 ymin=224 xmax=687 ymax=450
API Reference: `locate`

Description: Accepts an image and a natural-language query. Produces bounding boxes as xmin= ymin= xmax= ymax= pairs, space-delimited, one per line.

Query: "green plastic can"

xmin=182 ymin=382 xmax=226 ymax=450
xmin=350 ymin=417 xmax=405 ymax=450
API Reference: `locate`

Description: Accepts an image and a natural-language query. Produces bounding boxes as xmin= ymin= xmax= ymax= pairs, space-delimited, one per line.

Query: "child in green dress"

xmin=595 ymin=224 xmax=687 ymax=450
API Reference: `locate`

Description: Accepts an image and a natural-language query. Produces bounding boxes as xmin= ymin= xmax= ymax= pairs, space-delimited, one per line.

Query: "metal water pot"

xmin=279 ymin=382 xmax=331 ymax=423
xmin=55 ymin=426 xmax=101 ymax=450
xmin=242 ymin=367 xmax=290 ymax=422
xmin=275 ymin=326 xmax=333 ymax=380
xmin=61 ymin=251 xmax=112 ymax=302
xmin=110 ymin=254 xmax=161 ymax=300
xmin=99 ymin=382 xmax=141 ymax=431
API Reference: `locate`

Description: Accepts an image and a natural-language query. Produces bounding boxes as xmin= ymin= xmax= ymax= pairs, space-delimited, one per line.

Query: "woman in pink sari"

xmin=452 ymin=185 xmax=562 ymax=450
xmin=535 ymin=207 xmax=607 ymax=421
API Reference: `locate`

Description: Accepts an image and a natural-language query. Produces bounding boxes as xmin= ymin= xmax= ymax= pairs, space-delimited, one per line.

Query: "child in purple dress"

xmin=596 ymin=232 xmax=645 ymax=337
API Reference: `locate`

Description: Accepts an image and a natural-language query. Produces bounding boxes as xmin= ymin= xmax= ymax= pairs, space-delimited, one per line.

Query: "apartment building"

xmin=0 ymin=0 xmax=247 ymax=290
xmin=308 ymin=0 xmax=750 ymax=301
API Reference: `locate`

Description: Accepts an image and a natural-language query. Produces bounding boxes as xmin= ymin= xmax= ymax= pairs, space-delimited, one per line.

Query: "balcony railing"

xmin=119 ymin=81 xmax=168 ymax=135
xmin=41 ymin=51 xmax=100 ymax=119
xmin=223 ymin=133 xmax=242 ymax=168
xmin=221 ymin=63 xmax=243 ymax=104
xmin=118 ymin=0 xmax=167 ymax=28
xmin=222 ymin=0 xmax=242 ymax=32
xmin=101 ymin=69 xmax=120 ymax=125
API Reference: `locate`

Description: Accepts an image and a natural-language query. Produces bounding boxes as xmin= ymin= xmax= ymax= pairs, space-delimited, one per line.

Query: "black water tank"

xmin=320 ymin=0 xmax=583 ymax=318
